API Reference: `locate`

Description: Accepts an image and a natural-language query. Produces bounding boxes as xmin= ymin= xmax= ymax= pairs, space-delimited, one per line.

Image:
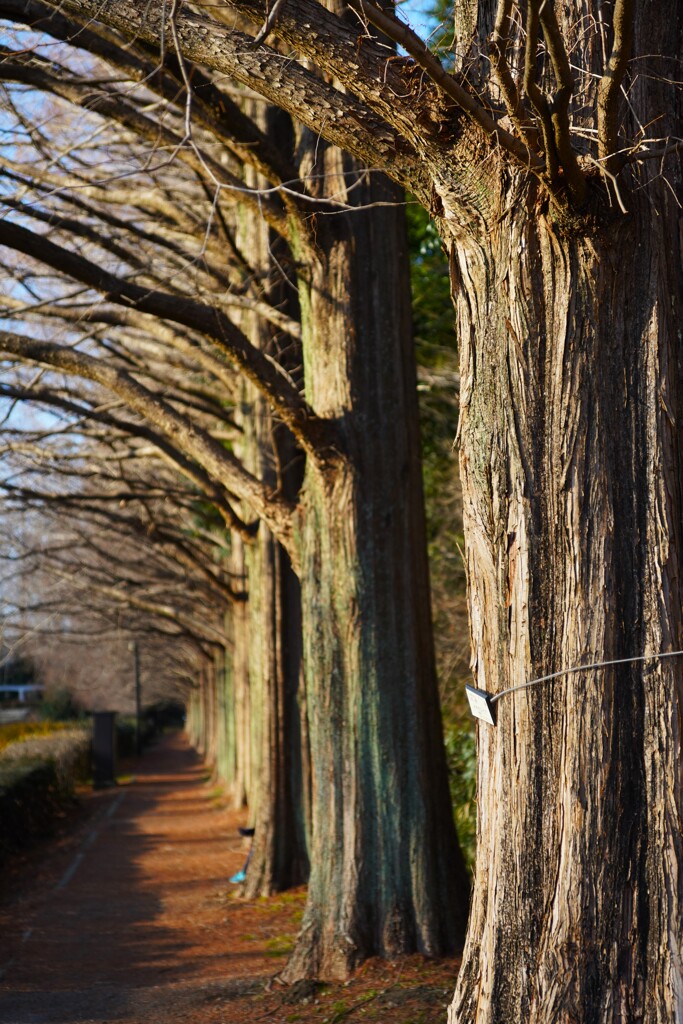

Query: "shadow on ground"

xmin=0 ymin=736 xmax=258 ymax=1023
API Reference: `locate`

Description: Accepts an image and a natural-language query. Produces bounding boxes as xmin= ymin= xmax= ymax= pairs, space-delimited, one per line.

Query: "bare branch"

xmin=47 ymin=0 xmax=422 ymax=189
xmin=539 ymin=2 xmax=586 ymax=204
xmin=0 ymin=50 xmax=291 ymax=236
xmin=0 ymin=217 xmax=331 ymax=458
xmin=0 ymin=330 xmax=297 ymax=545
xmin=0 ymin=381 xmax=256 ymax=539
xmin=524 ymin=0 xmax=559 ymax=182
xmin=597 ymin=0 xmax=635 ymax=171
xmin=490 ymin=0 xmax=534 ymax=146
xmin=352 ymin=0 xmax=543 ymax=172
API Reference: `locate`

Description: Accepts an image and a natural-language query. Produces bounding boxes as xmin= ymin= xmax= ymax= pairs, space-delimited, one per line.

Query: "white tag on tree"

xmin=466 ymin=685 xmax=496 ymax=725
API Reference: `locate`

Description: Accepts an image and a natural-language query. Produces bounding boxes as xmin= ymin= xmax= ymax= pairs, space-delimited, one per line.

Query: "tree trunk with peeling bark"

xmin=234 ymin=118 xmax=311 ymax=894
xmin=283 ymin=145 xmax=470 ymax=980
xmin=438 ymin=4 xmax=683 ymax=1016
xmin=447 ymin=174 xmax=683 ymax=1023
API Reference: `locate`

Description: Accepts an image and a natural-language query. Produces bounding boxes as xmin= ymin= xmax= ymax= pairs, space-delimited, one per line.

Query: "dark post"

xmin=92 ymin=711 xmax=117 ymax=787
xmin=133 ymin=640 xmax=142 ymax=756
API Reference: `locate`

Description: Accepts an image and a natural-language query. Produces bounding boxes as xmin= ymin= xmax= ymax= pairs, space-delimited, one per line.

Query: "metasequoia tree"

xmin=0 ymin=241 xmax=300 ymax=832
xmin=12 ymin=0 xmax=683 ymax=1018
xmin=229 ymin=106 xmax=311 ymax=896
xmin=0 ymin=2 xmax=468 ymax=978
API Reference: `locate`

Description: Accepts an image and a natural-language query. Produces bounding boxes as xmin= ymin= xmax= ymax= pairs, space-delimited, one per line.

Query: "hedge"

xmin=0 ymin=728 xmax=91 ymax=862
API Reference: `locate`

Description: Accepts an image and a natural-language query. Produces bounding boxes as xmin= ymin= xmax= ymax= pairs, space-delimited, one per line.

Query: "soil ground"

xmin=0 ymin=732 xmax=460 ymax=1024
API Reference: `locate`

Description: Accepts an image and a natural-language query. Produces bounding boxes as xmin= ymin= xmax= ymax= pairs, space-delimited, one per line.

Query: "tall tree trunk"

xmin=239 ymin=404 xmax=309 ymax=893
xmin=229 ymin=533 xmax=251 ymax=808
xmin=283 ymin=147 xmax=470 ymax=981
xmin=216 ymin=634 xmax=240 ymax=798
xmin=187 ymin=662 xmax=212 ymax=760
xmin=237 ymin=117 xmax=310 ymax=893
xmin=448 ymin=177 xmax=683 ymax=1021
xmin=242 ymin=529 xmax=310 ymax=895
xmin=211 ymin=646 xmax=232 ymax=784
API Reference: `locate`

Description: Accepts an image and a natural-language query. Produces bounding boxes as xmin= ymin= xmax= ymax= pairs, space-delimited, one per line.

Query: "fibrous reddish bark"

xmin=284 ymin=150 xmax=469 ymax=979
xmin=448 ymin=174 xmax=683 ymax=1023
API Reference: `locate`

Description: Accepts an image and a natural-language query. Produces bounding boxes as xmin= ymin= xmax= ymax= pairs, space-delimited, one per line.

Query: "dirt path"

xmin=0 ymin=733 xmax=458 ymax=1024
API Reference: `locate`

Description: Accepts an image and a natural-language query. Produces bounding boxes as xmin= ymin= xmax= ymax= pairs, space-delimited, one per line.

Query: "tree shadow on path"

xmin=0 ymin=734 xmax=261 ymax=1023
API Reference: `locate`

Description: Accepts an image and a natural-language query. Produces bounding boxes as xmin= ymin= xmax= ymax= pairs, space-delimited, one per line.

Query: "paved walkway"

xmin=0 ymin=734 xmax=268 ymax=1024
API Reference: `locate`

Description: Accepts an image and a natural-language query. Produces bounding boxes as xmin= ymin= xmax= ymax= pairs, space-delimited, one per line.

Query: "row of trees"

xmin=0 ymin=0 xmax=470 ymax=984
xmin=0 ymin=1 xmax=681 ymax=1020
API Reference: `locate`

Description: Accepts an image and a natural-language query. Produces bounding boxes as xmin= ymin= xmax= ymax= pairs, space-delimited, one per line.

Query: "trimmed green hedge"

xmin=0 ymin=728 xmax=91 ymax=862
xmin=0 ymin=720 xmax=74 ymax=752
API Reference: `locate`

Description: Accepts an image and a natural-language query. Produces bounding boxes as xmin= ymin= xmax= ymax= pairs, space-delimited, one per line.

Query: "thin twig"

xmin=168 ymin=0 xmax=193 ymax=140
xmin=585 ymin=154 xmax=628 ymax=213
xmin=252 ymin=0 xmax=289 ymax=47
xmin=625 ymin=138 xmax=683 ymax=163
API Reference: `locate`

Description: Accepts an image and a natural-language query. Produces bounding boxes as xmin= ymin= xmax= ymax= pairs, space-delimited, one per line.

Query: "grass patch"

xmin=264 ymin=935 xmax=295 ymax=957
xmin=256 ymin=889 xmax=307 ymax=913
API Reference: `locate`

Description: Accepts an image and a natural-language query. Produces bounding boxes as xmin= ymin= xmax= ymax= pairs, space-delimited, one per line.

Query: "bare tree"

xmin=2 ymin=0 xmax=679 ymax=1017
xmin=0 ymin=2 xmax=468 ymax=980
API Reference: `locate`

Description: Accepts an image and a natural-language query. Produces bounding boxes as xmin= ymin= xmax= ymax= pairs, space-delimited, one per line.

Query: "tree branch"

xmin=350 ymin=0 xmax=542 ymax=172
xmin=0 ymin=330 xmax=297 ymax=547
xmin=0 ymin=381 xmax=256 ymax=540
xmin=597 ymin=0 xmax=635 ymax=173
xmin=490 ymin=0 xmax=534 ymax=147
xmin=43 ymin=0 xmax=424 ymax=193
xmin=0 ymin=217 xmax=331 ymax=459
xmin=523 ymin=0 xmax=558 ymax=183
xmin=538 ymin=2 xmax=586 ymax=204
xmin=0 ymin=51 xmax=291 ymax=237
xmin=32 ymin=566 xmax=229 ymax=647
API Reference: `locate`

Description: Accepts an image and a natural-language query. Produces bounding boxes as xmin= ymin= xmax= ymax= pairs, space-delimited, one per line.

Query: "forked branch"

xmin=523 ymin=0 xmax=558 ymax=182
xmin=351 ymin=0 xmax=543 ymax=172
xmin=0 ymin=331 xmax=297 ymax=546
xmin=0 ymin=217 xmax=332 ymax=460
xmin=0 ymin=382 xmax=256 ymax=541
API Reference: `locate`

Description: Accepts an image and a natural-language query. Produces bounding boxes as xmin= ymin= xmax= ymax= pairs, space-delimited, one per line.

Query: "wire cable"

xmin=490 ymin=648 xmax=683 ymax=705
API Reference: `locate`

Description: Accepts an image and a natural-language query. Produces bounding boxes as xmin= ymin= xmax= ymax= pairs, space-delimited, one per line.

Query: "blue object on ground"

xmin=230 ymin=869 xmax=246 ymax=883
